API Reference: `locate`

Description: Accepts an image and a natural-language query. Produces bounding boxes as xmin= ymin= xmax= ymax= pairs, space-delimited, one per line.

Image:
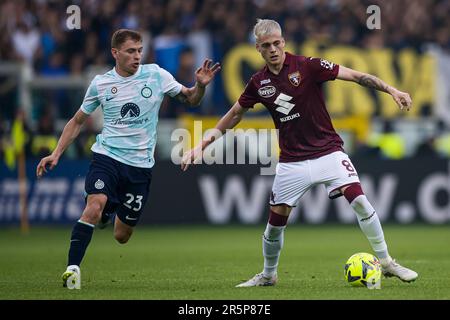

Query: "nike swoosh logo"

xmin=106 ymin=96 xmax=114 ymax=101
xmin=125 ymin=215 xmax=138 ymax=221
xmin=360 ymin=211 xmax=376 ymax=222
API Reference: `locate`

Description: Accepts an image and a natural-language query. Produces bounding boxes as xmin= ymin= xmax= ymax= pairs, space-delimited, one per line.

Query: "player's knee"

xmin=114 ymin=231 xmax=131 ymax=244
xmin=270 ymin=204 xmax=292 ymax=217
xmin=84 ymin=195 xmax=107 ymax=219
xmin=88 ymin=201 xmax=103 ymax=213
xmin=82 ymin=201 xmax=104 ymax=224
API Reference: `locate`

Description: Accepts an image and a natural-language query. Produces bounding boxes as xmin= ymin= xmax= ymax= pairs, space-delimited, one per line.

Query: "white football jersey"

xmin=80 ymin=64 xmax=182 ymax=168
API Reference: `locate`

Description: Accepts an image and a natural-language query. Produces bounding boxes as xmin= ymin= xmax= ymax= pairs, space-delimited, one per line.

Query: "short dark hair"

xmin=111 ymin=29 xmax=142 ymax=49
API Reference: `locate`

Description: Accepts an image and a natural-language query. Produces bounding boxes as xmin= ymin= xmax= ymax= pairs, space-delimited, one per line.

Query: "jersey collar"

xmin=264 ymin=52 xmax=291 ymax=75
xmin=283 ymin=52 xmax=292 ymax=66
xmin=113 ymin=65 xmax=142 ymax=80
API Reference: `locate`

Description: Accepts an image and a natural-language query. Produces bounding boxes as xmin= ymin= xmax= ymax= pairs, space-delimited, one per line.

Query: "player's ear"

xmin=255 ymin=43 xmax=261 ymax=53
xmin=111 ymin=48 xmax=118 ymax=59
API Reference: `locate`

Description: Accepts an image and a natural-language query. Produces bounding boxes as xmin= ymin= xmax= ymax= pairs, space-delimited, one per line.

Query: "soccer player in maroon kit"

xmin=181 ymin=19 xmax=418 ymax=286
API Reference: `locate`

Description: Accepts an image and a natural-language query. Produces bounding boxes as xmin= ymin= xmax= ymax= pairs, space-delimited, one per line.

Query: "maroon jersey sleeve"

xmin=238 ymin=77 xmax=259 ymax=108
xmin=306 ymin=57 xmax=339 ymax=83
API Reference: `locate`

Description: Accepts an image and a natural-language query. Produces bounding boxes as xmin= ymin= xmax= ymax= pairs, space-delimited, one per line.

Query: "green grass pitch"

xmin=0 ymin=224 xmax=449 ymax=300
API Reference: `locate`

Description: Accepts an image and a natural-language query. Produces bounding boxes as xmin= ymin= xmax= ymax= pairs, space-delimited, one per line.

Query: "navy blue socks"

xmin=68 ymin=220 xmax=95 ymax=266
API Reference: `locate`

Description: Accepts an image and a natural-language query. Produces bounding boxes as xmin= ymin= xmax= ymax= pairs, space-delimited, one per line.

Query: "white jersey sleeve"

xmin=80 ymin=76 xmax=100 ymax=114
xmin=158 ymin=66 xmax=183 ymax=97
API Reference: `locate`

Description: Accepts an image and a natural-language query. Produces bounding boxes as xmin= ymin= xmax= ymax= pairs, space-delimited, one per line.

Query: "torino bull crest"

xmin=288 ymin=71 xmax=301 ymax=86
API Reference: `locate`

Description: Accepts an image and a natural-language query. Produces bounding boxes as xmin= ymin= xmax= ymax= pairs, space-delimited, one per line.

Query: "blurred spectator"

xmin=83 ymin=31 xmax=100 ymax=67
xmin=69 ymin=54 xmax=85 ymax=76
xmin=13 ymin=109 xmax=32 ymax=155
xmin=153 ymin=27 xmax=186 ymax=75
xmin=121 ymin=1 xmax=140 ymax=30
xmin=414 ymin=136 xmax=439 ymax=158
xmin=2 ymin=109 xmax=32 ymax=167
xmin=0 ymin=114 xmax=7 ymax=161
xmin=31 ymin=107 xmax=58 ymax=158
xmin=75 ymin=116 xmax=98 ymax=159
xmin=0 ymin=73 xmax=18 ymax=121
xmin=433 ymin=120 xmax=450 ymax=157
xmin=161 ymin=46 xmax=197 ymax=118
xmin=40 ymin=51 xmax=69 ymax=76
xmin=367 ymin=120 xmax=406 ymax=159
xmin=352 ymin=139 xmax=381 ymax=158
xmin=177 ymin=47 xmax=196 ymax=90
xmin=414 ymin=120 xmax=450 ymax=158
xmin=1 ymin=0 xmax=448 ymax=75
xmin=11 ymin=20 xmax=41 ymax=66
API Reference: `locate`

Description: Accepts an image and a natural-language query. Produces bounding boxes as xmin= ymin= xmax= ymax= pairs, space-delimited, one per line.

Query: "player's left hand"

xmin=195 ymin=59 xmax=221 ymax=87
xmin=181 ymin=145 xmax=203 ymax=171
xmin=390 ymin=89 xmax=412 ymax=111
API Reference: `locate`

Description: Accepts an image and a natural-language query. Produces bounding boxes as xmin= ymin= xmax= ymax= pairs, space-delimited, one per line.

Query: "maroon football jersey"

xmin=238 ymin=52 xmax=344 ymax=162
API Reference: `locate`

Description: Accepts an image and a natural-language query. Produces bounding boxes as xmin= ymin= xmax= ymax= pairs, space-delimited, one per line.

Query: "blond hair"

xmin=253 ymin=19 xmax=282 ymax=42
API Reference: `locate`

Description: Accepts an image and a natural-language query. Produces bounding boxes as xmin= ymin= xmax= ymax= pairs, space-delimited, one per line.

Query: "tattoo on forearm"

xmin=357 ymin=74 xmax=389 ymax=93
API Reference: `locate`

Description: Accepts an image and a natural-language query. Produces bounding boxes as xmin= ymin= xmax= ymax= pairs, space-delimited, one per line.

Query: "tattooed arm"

xmin=337 ymin=65 xmax=412 ymax=111
xmin=175 ymin=59 xmax=221 ymax=106
xmin=175 ymin=83 xmax=206 ymax=106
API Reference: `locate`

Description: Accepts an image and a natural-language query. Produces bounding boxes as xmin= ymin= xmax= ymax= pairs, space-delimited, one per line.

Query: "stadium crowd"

xmin=1 ymin=0 xmax=450 ymax=161
xmin=1 ymin=0 xmax=449 ymax=70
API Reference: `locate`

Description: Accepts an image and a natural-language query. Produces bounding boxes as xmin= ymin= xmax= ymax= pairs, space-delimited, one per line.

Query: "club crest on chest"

xmin=288 ymin=71 xmax=301 ymax=87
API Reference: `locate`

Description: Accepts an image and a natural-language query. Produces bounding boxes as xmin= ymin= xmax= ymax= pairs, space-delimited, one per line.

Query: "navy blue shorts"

xmin=85 ymin=153 xmax=152 ymax=226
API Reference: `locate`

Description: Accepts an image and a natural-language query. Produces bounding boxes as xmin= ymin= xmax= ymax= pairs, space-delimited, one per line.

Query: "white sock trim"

xmin=78 ymin=219 xmax=95 ymax=228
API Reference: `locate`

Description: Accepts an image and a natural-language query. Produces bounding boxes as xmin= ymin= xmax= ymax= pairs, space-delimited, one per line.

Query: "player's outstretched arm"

xmin=177 ymin=59 xmax=221 ymax=106
xmin=181 ymin=102 xmax=248 ymax=171
xmin=36 ymin=110 xmax=88 ymax=178
xmin=337 ymin=65 xmax=412 ymax=111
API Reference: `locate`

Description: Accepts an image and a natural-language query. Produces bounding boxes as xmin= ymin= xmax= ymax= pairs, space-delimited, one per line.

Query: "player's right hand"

xmin=181 ymin=146 xmax=203 ymax=171
xmin=390 ymin=88 xmax=412 ymax=111
xmin=36 ymin=154 xmax=59 ymax=178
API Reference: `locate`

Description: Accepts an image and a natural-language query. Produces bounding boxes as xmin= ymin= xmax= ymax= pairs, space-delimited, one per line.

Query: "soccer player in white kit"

xmin=36 ymin=29 xmax=220 ymax=289
xmin=181 ymin=19 xmax=418 ymax=286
